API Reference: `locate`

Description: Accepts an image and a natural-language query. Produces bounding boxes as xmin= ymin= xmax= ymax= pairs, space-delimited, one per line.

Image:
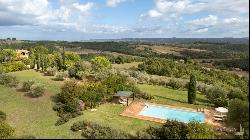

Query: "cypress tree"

xmin=62 ymin=45 xmax=65 ymax=71
xmin=188 ymin=74 xmax=196 ymax=104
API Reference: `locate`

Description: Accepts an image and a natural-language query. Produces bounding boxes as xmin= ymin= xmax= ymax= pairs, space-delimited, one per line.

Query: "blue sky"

xmin=0 ymin=0 xmax=249 ymax=40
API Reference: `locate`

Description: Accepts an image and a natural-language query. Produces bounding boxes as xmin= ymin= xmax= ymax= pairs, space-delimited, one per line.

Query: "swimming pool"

xmin=138 ymin=105 xmax=205 ymax=123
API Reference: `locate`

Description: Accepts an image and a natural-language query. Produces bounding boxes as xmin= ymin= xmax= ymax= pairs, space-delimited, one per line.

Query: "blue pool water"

xmin=139 ymin=105 xmax=205 ymax=123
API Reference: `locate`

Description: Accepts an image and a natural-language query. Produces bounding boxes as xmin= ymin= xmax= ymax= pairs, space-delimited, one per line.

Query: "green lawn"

xmin=0 ymin=70 xmax=159 ymax=138
xmin=137 ymin=84 xmax=212 ymax=109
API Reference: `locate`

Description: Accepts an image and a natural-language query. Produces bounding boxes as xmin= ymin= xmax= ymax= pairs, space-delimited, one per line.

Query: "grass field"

xmin=112 ymin=62 xmax=141 ymax=69
xmin=0 ymin=70 xmax=159 ymax=138
xmin=138 ymin=84 xmax=212 ymax=109
xmin=0 ymin=70 xmax=211 ymax=138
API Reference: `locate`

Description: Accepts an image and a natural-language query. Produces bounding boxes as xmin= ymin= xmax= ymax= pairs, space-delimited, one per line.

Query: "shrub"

xmin=136 ymin=92 xmax=154 ymax=100
xmin=5 ymin=61 xmax=27 ymax=72
xmin=227 ymin=88 xmax=246 ymax=100
xmin=0 ymin=74 xmax=19 ymax=87
xmin=18 ymin=135 xmax=36 ymax=139
xmin=71 ymin=121 xmax=86 ymax=132
xmin=27 ymin=84 xmax=45 ymax=97
xmin=213 ymin=98 xmax=228 ymax=107
xmin=168 ymin=79 xmax=183 ymax=89
xmin=75 ymin=121 xmax=131 ymax=139
xmin=0 ymin=121 xmax=14 ymax=139
xmin=55 ymin=72 xmax=67 ymax=81
xmin=45 ymin=67 xmax=57 ymax=76
xmin=187 ymin=121 xmax=216 ymax=139
xmin=55 ymin=114 xmax=71 ymax=126
xmin=146 ymin=120 xmax=189 ymax=139
xmin=76 ymin=71 xmax=85 ymax=80
xmin=22 ymin=80 xmax=35 ymax=92
xmin=205 ymin=86 xmax=228 ymax=102
xmin=0 ymin=111 xmax=6 ymax=121
xmin=228 ymin=99 xmax=249 ymax=129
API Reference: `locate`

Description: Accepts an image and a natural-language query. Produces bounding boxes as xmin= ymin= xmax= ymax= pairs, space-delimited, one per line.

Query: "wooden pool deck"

xmin=120 ymin=100 xmax=224 ymax=126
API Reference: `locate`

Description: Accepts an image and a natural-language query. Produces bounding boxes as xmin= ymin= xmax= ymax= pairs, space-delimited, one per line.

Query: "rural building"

xmin=16 ymin=49 xmax=30 ymax=59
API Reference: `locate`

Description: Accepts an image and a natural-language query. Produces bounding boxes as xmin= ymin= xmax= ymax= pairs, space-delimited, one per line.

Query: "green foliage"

xmin=70 ymin=121 xmax=86 ymax=132
xmin=58 ymin=80 xmax=81 ymax=104
xmin=205 ymin=86 xmax=228 ymax=100
xmin=65 ymin=52 xmax=81 ymax=67
xmin=91 ymin=56 xmax=111 ymax=71
xmin=0 ymin=49 xmax=16 ymax=63
xmin=31 ymin=45 xmax=49 ymax=71
xmin=147 ymin=120 xmax=189 ymax=139
xmin=4 ymin=61 xmax=27 ymax=72
xmin=45 ymin=67 xmax=57 ymax=76
xmin=68 ymin=62 xmax=87 ymax=79
xmin=143 ymin=120 xmax=216 ymax=139
xmin=227 ymin=88 xmax=246 ymax=100
xmin=18 ymin=135 xmax=36 ymax=139
xmin=139 ymin=58 xmax=248 ymax=94
xmin=0 ymin=111 xmax=6 ymax=121
xmin=54 ymin=72 xmax=67 ymax=81
xmin=168 ymin=79 xmax=183 ymax=89
xmin=213 ymin=98 xmax=228 ymax=107
xmin=187 ymin=121 xmax=216 ymax=139
xmin=0 ymin=121 xmax=14 ymax=139
xmin=71 ymin=121 xmax=131 ymax=139
xmin=188 ymin=75 xmax=196 ymax=104
xmin=228 ymin=99 xmax=249 ymax=129
xmin=102 ymin=74 xmax=137 ymax=95
xmin=0 ymin=74 xmax=19 ymax=87
xmin=79 ymin=82 xmax=105 ymax=108
xmin=22 ymin=80 xmax=35 ymax=92
xmin=27 ymin=84 xmax=45 ymax=97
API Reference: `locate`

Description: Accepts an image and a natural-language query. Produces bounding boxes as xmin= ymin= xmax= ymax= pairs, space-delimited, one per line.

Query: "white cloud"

xmin=196 ymin=28 xmax=208 ymax=33
xmin=148 ymin=10 xmax=162 ymax=18
xmin=189 ymin=15 xmax=218 ymax=26
xmin=106 ymin=0 xmax=126 ymax=7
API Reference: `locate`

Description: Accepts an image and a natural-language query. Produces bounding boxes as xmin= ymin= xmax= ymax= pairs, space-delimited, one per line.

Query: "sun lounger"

xmin=213 ymin=115 xmax=226 ymax=118
xmin=213 ymin=117 xmax=223 ymax=121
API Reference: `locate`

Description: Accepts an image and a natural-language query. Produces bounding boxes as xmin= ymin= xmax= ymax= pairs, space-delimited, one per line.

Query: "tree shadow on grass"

xmin=154 ymin=95 xmax=187 ymax=104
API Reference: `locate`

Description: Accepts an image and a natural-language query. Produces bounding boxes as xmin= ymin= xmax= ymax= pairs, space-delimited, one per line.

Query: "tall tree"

xmin=62 ymin=45 xmax=65 ymax=71
xmin=188 ymin=74 xmax=196 ymax=104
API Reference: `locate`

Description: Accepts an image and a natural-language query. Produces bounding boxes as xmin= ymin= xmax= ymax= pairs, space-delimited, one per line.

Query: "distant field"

xmin=133 ymin=45 xmax=208 ymax=55
xmin=112 ymin=62 xmax=142 ymax=69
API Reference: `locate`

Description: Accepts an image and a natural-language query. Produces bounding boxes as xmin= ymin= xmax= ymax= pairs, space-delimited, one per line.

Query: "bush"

xmin=147 ymin=120 xmax=189 ymax=139
xmin=72 ymin=121 xmax=131 ymax=139
xmin=0 ymin=74 xmax=19 ymax=87
xmin=136 ymin=92 xmax=154 ymax=100
xmin=55 ymin=72 xmax=67 ymax=81
xmin=228 ymin=99 xmax=249 ymax=129
xmin=4 ymin=61 xmax=27 ymax=72
xmin=19 ymin=135 xmax=36 ymax=139
xmin=22 ymin=80 xmax=35 ymax=92
xmin=71 ymin=121 xmax=86 ymax=132
xmin=187 ymin=121 xmax=216 ymax=139
xmin=213 ymin=98 xmax=228 ymax=107
xmin=55 ymin=114 xmax=71 ymax=126
xmin=0 ymin=111 xmax=6 ymax=121
xmin=27 ymin=84 xmax=45 ymax=97
xmin=0 ymin=121 xmax=14 ymax=139
xmin=45 ymin=67 xmax=57 ymax=76
xmin=205 ymin=86 xmax=228 ymax=102
xmin=168 ymin=79 xmax=183 ymax=89
xmin=227 ymin=88 xmax=246 ymax=100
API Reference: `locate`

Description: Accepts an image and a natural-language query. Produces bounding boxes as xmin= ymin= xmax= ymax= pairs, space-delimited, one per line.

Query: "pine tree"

xmin=188 ymin=74 xmax=196 ymax=104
